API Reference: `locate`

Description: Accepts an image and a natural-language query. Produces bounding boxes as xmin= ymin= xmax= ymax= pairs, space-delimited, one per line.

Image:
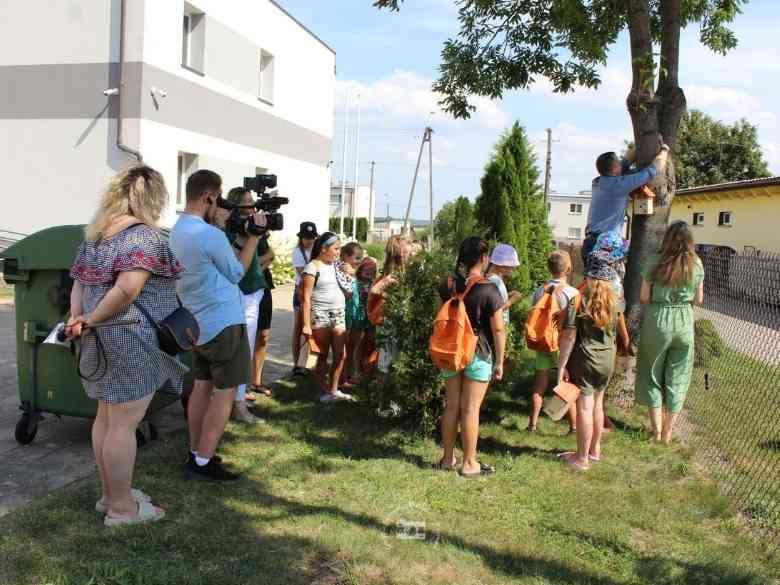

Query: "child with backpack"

xmin=485 ymin=244 xmax=523 ymax=324
xmin=526 ymin=250 xmax=580 ymax=434
xmin=432 ymin=237 xmax=506 ymax=478
xmin=557 ymin=251 xmax=621 ymax=471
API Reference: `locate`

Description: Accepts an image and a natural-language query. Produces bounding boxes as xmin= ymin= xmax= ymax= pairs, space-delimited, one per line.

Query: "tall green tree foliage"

xmin=433 ymin=195 xmax=478 ymax=252
xmin=373 ymin=0 xmax=748 ymax=328
xmin=676 ymin=110 xmax=769 ymax=189
xmin=475 ymin=122 xmax=552 ymax=291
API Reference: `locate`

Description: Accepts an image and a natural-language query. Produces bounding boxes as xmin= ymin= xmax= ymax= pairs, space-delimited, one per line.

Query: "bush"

xmin=268 ymin=233 xmax=297 ymax=286
xmin=364 ymin=243 xmax=385 ymax=266
xmin=362 ymin=250 xmax=452 ymax=435
xmin=329 ymin=217 xmax=368 ymax=241
xmin=694 ymin=319 xmax=725 ymax=368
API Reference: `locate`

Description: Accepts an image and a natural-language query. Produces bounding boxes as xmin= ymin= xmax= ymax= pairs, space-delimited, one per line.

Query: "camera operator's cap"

xmin=297 ymin=222 xmax=318 ymax=239
xmin=490 ymin=243 xmax=520 ymax=267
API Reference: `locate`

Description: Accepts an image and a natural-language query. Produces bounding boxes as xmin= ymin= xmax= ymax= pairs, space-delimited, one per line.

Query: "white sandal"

xmin=104 ymin=499 xmax=165 ymax=527
xmin=95 ymin=488 xmax=151 ymax=513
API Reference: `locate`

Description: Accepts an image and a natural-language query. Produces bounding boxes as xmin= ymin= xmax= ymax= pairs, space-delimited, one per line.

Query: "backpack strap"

xmin=457 ymin=275 xmax=489 ymax=300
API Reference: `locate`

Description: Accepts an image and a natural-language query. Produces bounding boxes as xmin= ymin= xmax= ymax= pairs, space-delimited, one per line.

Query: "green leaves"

xmin=372 ymin=0 xmax=746 ymax=120
xmin=675 ymin=110 xmax=770 ymax=189
xmin=475 ymin=122 xmax=552 ymax=292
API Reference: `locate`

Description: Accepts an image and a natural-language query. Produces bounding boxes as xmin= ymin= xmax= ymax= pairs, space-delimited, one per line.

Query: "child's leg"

xmin=590 ymin=391 xmax=605 ymax=459
xmin=312 ymin=328 xmax=332 ymax=393
xmin=574 ymin=394 xmax=594 ymax=465
xmin=648 ymin=407 xmax=663 ymax=441
xmin=529 ymin=367 xmax=549 ymax=430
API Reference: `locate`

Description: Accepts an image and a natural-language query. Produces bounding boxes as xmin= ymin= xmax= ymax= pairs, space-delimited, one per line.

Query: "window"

xmin=181 ymin=3 xmax=205 ymax=74
xmin=693 ymin=212 xmax=704 ymax=226
xmin=719 ymin=211 xmax=733 ymax=227
xmin=568 ymin=227 xmax=582 ymax=239
xmin=258 ymin=51 xmax=275 ymax=104
xmin=569 ymin=203 xmax=583 ymax=215
xmin=177 ymin=152 xmax=198 ymax=206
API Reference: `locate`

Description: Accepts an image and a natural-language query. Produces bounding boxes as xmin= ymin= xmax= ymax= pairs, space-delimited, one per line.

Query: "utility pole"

xmin=351 ymin=94 xmax=361 ymax=241
xmin=543 ymin=128 xmax=552 ymax=211
xmin=427 ymin=128 xmax=434 ymax=249
xmin=339 ymin=92 xmax=351 ymax=236
xmin=367 ymin=161 xmax=376 ymax=243
xmin=403 ymin=126 xmax=432 ymax=236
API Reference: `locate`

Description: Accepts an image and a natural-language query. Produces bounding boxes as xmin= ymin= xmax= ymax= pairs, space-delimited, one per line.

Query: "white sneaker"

xmin=319 ymin=393 xmax=337 ymax=403
xmin=332 ymin=390 xmax=354 ymax=401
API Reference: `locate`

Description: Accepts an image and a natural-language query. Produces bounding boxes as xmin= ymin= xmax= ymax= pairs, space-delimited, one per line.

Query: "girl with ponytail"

xmin=436 ymin=236 xmax=506 ymax=478
xmin=557 ymin=250 xmax=620 ymax=471
xmin=635 ymin=221 xmax=704 ymax=443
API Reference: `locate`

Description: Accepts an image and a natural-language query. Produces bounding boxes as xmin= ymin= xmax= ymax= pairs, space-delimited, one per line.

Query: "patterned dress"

xmin=70 ymin=224 xmax=189 ymax=404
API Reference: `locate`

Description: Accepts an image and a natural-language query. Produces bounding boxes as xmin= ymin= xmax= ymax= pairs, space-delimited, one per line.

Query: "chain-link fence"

xmin=677 ymin=248 xmax=780 ymax=547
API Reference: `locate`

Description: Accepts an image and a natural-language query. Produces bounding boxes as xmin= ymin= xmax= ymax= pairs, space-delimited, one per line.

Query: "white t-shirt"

xmin=292 ymin=246 xmax=311 ymax=286
xmin=303 ymin=261 xmax=345 ymax=311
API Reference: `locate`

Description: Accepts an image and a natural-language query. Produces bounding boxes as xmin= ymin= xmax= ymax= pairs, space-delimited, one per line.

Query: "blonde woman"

xmin=557 ymin=251 xmax=620 ymax=471
xmin=66 ymin=165 xmax=188 ymax=526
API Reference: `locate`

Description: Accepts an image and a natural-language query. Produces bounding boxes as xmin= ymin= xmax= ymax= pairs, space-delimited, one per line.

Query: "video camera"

xmin=217 ymin=174 xmax=288 ymax=235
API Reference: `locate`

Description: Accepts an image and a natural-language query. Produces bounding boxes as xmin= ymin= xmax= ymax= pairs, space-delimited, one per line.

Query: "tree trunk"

xmin=622 ymin=0 xmax=685 ymax=339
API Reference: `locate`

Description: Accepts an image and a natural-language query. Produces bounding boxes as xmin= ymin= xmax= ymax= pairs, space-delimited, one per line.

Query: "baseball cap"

xmin=490 ymin=243 xmax=520 ymax=267
xmin=297 ymin=222 xmax=318 ymax=239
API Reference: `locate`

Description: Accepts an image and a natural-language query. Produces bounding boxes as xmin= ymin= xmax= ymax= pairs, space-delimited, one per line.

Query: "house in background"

xmin=1 ymin=0 xmax=335 ymax=237
xmin=669 ymin=177 xmax=780 ymax=254
xmin=329 ymin=182 xmax=376 ymax=224
xmin=547 ymin=191 xmax=592 ymax=242
xmin=372 ymin=217 xmax=429 ymax=241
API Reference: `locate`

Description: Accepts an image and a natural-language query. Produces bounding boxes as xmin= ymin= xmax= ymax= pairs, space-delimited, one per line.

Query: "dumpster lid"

xmin=0 ymin=225 xmax=85 ymax=271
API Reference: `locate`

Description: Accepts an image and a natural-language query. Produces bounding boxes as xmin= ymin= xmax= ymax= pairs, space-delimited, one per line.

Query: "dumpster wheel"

xmin=14 ymin=413 xmax=38 ymax=445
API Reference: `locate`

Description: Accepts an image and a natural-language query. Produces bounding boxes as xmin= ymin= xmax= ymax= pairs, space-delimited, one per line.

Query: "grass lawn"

xmin=1 ymin=375 xmax=779 ymax=585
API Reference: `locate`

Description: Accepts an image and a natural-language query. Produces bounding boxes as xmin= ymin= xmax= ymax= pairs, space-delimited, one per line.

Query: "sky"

xmin=280 ymin=0 xmax=780 ymax=219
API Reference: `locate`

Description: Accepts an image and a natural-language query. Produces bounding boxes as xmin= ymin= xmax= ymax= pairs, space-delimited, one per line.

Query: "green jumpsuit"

xmin=635 ymin=257 xmax=705 ymax=413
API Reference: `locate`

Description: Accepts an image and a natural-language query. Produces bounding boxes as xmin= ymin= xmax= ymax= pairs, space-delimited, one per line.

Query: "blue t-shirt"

xmin=487 ymin=274 xmax=509 ymax=324
xmin=586 ymin=162 xmax=657 ymax=235
xmin=170 ymin=214 xmax=245 ymax=344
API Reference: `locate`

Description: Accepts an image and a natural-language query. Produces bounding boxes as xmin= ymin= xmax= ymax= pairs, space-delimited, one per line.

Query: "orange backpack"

xmin=525 ymin=283 xmax=570 ymax=353
xmin=429 ymin=277 xmax=485 ymax=372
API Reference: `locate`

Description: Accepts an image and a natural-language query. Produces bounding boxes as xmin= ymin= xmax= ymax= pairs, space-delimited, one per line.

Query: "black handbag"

xmin=134 ymin=298 xmax=199 ymax=356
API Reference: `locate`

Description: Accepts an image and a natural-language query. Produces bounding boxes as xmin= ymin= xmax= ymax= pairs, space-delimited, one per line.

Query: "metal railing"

xmin=0 ymin=229 xmax=25 ymax=254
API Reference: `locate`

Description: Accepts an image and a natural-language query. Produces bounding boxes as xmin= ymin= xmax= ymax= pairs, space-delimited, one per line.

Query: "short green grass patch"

xmin=1 ymin=374 xmax=778 ymax=585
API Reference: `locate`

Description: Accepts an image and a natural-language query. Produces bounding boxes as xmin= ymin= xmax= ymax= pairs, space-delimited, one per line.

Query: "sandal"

xmin=588 ymin=454 xmax=602 ymax=462
xmin=459 ymin=462 xmax=495 ymax=478
xmin=526 ymin=424 xmax=537 ymax=433
xmin=251 ymin=384 xmax=273 ymax=397
xmin=244 ymin=391 xmax=257 ymax=402
xmin=104 ymin=499 xmax=165 ymax=527
xmin=95 ymin=489 xmax=151 ymax=514
xmin=291 ymin=367 xmax=307 ymax=377
xmin=558 ymin=451 xmax=590 ymax=471
xmin=432 ymin=457 xmax=459 ymax=471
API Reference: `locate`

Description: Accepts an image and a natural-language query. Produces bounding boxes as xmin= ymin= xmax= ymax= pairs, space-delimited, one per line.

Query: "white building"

xmin=329 ymin=183 xmax=376 ymax=224
xmin=1 ymin=0 xmax=335 ymax=237
xmin=547 ymin=191 xmax=592 ymax=242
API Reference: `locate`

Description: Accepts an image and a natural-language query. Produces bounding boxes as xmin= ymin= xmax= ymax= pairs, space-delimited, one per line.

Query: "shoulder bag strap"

xmin=133 ymin=300 xmax=161 ymax=330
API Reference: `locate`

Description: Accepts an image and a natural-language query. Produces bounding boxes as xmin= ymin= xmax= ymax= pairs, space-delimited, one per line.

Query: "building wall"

xmin=547 ymin=195 xmax=591 ymax=241
xmin=669 ymin=191 xmax=780 ymax=254
xmin=0 ymin=0 xmax=334 ymax=237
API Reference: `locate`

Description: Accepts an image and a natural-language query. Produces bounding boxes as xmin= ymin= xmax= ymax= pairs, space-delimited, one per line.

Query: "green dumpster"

xmin=0 ymin=225 xmax=192 ymax=445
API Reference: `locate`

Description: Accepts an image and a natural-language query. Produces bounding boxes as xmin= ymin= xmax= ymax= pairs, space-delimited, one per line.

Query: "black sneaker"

xmin=185 ymin=452 xmax=222 ymax=465
xmin=185 ymin=458 xmax=239 ymax=481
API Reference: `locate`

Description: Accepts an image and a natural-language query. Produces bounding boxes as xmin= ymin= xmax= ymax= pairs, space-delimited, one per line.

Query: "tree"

xmin=676 ymin=110 xmax=769 ymax=189
xmin=476 ymin=122 xmax=552 ymax=291
xmin=373 ymin=0 xmax=747 ymax=328
xmin=433 ymin=195 xmax=478 ymax=252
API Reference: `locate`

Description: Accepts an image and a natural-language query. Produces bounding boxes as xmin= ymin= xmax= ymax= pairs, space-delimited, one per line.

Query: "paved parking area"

xmin=0 ymin=286 xmax=299 ymax=516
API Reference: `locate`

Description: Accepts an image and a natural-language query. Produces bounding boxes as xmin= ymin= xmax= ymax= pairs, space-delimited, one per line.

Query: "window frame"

xmin=568 ymin=227 xmax=582 ymax=240
xmin=177 ymin=152 xmax=198 ymax=208
xmin=718 ymin=211 xmax=733 ymax=227
xmin=693 ymin=212 xmax=704 ymax=227
xmin=569 ymin=202 xmax=583 ymax=215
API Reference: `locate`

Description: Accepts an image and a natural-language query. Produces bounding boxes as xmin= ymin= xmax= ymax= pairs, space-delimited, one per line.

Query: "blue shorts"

xmin=441 ymin=354 xmax=493 ymax=383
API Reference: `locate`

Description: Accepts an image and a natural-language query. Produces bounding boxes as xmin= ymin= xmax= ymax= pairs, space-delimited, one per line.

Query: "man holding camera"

xmin=170 ymin=170 xmax=266 ymax=481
